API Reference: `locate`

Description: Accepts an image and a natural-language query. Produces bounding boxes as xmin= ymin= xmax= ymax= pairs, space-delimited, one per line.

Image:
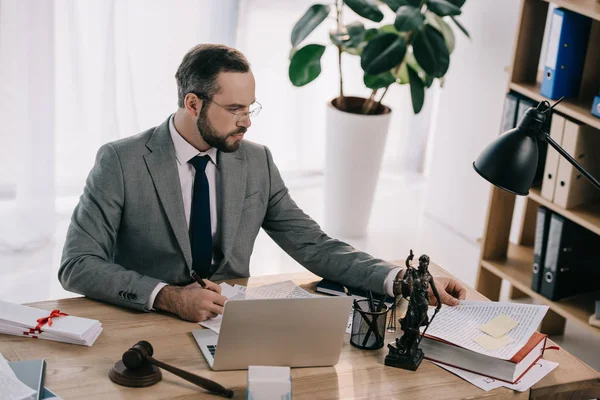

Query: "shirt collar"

xmin=169 ymin=115 xmax=218 ymax=167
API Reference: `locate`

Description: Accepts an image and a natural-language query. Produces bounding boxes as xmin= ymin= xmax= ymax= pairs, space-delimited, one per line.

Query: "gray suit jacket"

xmin=59 ymin=117 xmax=396 ymax=311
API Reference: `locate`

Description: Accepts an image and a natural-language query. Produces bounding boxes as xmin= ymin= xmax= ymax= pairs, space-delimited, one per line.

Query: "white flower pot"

xmin=324 ymin=97 xmax=392 ymax=238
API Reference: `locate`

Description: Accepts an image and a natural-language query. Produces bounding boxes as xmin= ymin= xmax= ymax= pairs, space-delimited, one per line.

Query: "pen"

xmin=190 ymin=271 xmax=207 ymax=288
xmin=367 ymin=290 xmax=375 ymax=312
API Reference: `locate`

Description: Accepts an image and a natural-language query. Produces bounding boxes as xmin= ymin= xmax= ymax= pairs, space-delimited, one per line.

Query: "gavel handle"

xmin=147 ymin=356 xmax=234 ymax=398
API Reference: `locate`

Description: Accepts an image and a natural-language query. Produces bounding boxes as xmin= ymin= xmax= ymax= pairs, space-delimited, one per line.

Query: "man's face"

xmin=196 ymin=71 xmax=256 ymax=153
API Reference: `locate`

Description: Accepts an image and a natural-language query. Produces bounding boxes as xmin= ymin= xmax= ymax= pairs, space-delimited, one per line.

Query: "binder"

xmin=553 ymin=120 xmax=600 ymax=209
xmin=500 ymin=92 xmax=519 ymax=134
xmin=540 ymin=114 xmax=566 ymax=201
xmin=540 ymin=214 xmax=600 ymax=300
xmin=541 ymin=8 xmax=592 ymax=100
xmin=8 ymin=359 xmax=46 ymax=400
xmin=532 ymin=206 xmax=551 ymax=292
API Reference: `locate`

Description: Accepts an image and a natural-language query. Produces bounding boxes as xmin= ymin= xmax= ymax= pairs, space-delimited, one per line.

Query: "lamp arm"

xmin=545 ymin=134 xmax=600 ymax=191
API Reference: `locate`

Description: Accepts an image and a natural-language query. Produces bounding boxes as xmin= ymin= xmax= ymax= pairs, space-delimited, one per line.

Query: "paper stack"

xmin=199 ymin=280 xmax=315 ymax=334
xmin=0 ymin=301 xmax=102 ymax=346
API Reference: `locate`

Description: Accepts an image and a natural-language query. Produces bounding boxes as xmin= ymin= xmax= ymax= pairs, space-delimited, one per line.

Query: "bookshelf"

xmin=476 ymin=0 xmax=600 ymax=337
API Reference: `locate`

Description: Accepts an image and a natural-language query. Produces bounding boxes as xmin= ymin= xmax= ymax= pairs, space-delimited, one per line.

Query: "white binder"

xmin=541 ymin=114 xmax=566 ymax=201
xmin=554 ymin=120 xmax=600 ymax=209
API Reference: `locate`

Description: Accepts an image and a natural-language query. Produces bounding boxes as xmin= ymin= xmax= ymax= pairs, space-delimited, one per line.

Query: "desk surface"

xmin=1 ymin=263 xmax=599 ymax=400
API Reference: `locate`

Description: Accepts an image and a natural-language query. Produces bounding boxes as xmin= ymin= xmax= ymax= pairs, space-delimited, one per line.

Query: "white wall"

xmin=424 ymin=0 xmax=521 ymax=242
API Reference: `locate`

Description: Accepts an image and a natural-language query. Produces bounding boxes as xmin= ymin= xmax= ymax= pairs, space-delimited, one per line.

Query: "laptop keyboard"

xmin=207 ymin=345 xmax=217 ymax=356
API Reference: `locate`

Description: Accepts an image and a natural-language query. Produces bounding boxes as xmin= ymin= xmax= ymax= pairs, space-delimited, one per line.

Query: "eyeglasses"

xmin=191 ymin=92 xmax=262 ymax=123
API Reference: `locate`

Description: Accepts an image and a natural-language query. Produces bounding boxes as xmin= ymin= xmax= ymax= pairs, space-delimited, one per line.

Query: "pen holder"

xmin=350 ymin=300 xmax=390 ymax=350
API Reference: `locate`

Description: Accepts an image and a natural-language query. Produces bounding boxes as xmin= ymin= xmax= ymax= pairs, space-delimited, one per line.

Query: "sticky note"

xmin=473 ymin=334 xmax=514 ymax=350
xmin=479 ymin=314 xmax=519 ymax=338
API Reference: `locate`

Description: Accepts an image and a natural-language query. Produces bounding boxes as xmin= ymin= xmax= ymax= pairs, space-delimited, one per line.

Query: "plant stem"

xmin=376 ymin=86 xmax=390 ymax=108
xmin=336 ymin=0 xmax=345 ymax=110
xmin=361 ymin=89 xmax=379 ymax=114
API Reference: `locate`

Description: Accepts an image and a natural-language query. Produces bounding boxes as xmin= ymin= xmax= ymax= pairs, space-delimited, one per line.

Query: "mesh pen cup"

xmin=350 ymin=299 xmax=390 ymax=350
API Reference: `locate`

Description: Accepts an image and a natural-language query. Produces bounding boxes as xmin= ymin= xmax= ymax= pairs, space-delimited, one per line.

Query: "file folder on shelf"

xmin=500 ymin=92 xmax=519 ymax=134
xmin=554 ymin=120 xmax=600 ymax=209
xmin=540 ymin=114 xmax=566 ymax=201
xmin=532 ymin=206 xmax=551 ymax=293
xmin=541 ymin=8 xmax=592 ymax=100
xmin=540 ymin=213 xmax=600 ymax=300
xmin=592 ymin=95 xmax=600 ymax=118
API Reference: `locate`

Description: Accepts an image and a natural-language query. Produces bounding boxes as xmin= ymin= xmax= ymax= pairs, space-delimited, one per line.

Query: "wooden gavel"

xmin=118 ymin=340 xmax=234 ymax=398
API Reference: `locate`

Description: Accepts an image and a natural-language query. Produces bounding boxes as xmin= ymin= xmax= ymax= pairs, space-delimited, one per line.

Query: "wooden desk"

xmin=1 ymin=264 xmax=598 ymax=399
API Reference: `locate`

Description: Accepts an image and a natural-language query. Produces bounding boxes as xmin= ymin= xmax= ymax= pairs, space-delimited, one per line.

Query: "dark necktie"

xmin=188 ymin=155 xmax=212 ymax=278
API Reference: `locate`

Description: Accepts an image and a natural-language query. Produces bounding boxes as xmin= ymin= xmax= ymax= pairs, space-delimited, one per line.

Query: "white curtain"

xmin=0 ymin=0 xmax=240 ymax=250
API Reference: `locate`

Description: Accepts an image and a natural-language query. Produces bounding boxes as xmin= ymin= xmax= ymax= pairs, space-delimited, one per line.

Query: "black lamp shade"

xmin=473 ymin=128 xmax=539 ymax=196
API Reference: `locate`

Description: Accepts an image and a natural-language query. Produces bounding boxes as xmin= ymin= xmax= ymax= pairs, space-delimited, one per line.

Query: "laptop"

xmin=192 ymin=296 xmax=353 ymax=371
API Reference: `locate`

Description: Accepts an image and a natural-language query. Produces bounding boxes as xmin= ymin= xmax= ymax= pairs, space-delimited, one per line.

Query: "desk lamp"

xmin=474 ymin=97 xmax=600 ymax=195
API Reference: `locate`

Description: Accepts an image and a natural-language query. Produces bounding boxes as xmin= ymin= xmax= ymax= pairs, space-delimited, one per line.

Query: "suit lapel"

xmin=144 ymin=119 xmax=193 ymax=270
xmin=219 ymin=149 xmax=247 ymax=262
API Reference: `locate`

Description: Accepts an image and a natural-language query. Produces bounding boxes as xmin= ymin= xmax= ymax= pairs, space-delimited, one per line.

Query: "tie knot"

xmin=188 ymin=155 xmax=210 ymax=172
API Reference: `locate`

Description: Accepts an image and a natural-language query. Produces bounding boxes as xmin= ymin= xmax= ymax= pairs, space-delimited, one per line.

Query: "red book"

xmin=421 ymin=331 xmax=548 ymax=384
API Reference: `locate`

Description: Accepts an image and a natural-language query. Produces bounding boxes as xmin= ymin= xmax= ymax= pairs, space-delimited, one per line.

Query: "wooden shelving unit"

xmin=476 ymin=0 xmax=600 ymax=337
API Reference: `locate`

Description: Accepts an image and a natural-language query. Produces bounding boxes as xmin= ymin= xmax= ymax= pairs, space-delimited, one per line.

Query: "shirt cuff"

xmin=384 ymin=267 xmax=402 ymax=297
xmin=146 ymin=282 xmax=169 ymax=311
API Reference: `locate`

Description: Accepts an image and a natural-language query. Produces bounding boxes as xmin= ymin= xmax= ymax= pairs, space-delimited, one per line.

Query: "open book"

xmin=420 ymin=301 xmax=549 ymax=383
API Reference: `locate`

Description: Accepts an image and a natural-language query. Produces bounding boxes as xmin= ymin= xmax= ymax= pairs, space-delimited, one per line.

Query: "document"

xmin=199 ymin=281 xmax=315 ymax=333
xmin=425 ymin=301 xmax=548 ymax=360
xmin=434 ymin=359 xmax=559 ymax=392
xmin=0 ymin=353 xmax=37 ymax=400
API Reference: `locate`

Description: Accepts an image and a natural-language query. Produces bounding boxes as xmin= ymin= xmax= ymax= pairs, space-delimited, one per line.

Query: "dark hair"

xmin=175 ymin=44 xmax=250 ymax=108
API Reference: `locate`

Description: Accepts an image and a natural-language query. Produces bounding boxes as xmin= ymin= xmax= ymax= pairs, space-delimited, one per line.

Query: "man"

xmin=59 ymin=44 xmax=466 ymax=322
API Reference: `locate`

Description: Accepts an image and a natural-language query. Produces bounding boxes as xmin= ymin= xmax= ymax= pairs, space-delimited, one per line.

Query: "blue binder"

xmin=592 ymin=95 xmax=600 ymax=118
xmin=541 ymin=8 xmax=591 ymax=100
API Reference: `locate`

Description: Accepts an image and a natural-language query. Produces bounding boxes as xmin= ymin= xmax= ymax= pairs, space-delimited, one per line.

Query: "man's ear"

xmin=184 ymin=93 xmax=202 ymax=117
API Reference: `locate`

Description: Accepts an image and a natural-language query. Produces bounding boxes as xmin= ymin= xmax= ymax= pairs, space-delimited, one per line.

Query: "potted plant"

xmin=288 ymin=0 xmax=469 ymax=237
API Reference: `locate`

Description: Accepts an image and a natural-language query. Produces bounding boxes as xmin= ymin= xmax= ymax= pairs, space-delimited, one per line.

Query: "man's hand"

xmin=154 ymin=280 xmax=227 ymax=322
xmin=430 ymin=276 xmax=467 ymax=306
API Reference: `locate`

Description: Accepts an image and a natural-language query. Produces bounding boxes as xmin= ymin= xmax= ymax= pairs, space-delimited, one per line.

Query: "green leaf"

xmin=412 ymin=25 xmax=450 ymax=77
xmin=381 ymin=0 xmax=421 ymax=12
xmin=360 ymin=33 xmax=407 ymax=75
xmin=291 ymin=4 xmax=331 ymax=48
xmin=364 ymin=28 xmax=379 ymax=41
xmin=446 ymin=0 xmax=466 ymax=8
xmin=364 ymin=71 xmax=397 ymax=89
xmin=427 ymin=0 xmax=462 ymax=16
xmin=347 ymin=22 xmax=366 ymax=46
xmin=408 ymin=65 xmax=425 ymax=113
xmin=394 ymin=6 xmax=425 ymax=32
xmin=451 ymin=16 xmax=470 ymax=38
xmin=344 ymin=0 xmax=384 ymax=22
xmin=426 ymin=11 xmax=455 ymax=53
xmin=380 ymin=24 xmax=400 ymax=35
xmin=288 ymin=44 xmax=326 ymax=86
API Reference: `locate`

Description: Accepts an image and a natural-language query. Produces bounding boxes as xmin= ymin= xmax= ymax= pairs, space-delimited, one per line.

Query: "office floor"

xmin=0 ymin=171 xmax=598 ymax=372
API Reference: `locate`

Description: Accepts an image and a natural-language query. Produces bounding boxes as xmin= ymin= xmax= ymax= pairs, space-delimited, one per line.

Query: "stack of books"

xmin=0 ymin=300 xmax=102 ymax=346
xmin=420 ymin=301 xmax=550 ymax=385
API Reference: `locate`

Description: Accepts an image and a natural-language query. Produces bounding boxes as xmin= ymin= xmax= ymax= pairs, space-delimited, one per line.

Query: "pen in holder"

xmin=350 ymin=299 xmax=390 ymax=350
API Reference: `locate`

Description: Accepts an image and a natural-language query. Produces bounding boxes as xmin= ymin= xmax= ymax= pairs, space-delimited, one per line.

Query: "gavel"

xmin=109 ymin=340 xmax=234 ymax=398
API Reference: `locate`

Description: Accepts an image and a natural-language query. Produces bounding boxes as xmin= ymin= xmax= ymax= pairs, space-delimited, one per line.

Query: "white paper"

xmin=425 ymin=301 xmax=548 ymax=360
xmin=0 ymin=353 xmax=37 ymax=400
xmin=434 ymin=359 xmax=559 ymax=392
xmin=0 ymin=300 xmax=102 ymax=344
xmin=199 ymin=281 xmax=314 ymax=333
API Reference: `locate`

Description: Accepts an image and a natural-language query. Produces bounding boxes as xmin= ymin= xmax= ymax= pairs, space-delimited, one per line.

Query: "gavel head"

xmin=122 ymin=340 xmax=154 ymax=370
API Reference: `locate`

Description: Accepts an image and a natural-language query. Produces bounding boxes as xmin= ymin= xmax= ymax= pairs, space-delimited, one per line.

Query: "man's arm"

xmin=58 ymin=144 xmax=163 ymax=311
xmin=260 ymin=146 xmax=397 ymax=295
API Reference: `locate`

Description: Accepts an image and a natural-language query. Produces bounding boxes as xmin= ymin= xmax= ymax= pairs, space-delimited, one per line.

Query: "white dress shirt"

xmin=146 ymin=116 xmax=220 ymax=310
xmin=145 ymin=115 xmax=402 ymax=310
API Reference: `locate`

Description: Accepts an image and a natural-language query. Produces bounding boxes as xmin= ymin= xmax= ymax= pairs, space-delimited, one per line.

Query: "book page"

xmin=425 ymin=301 xmax=548 ymax=360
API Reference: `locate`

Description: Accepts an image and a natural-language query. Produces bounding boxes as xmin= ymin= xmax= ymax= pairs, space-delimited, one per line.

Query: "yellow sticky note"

xmin=473 ymin=334 xmax=514 ymax=350
xmin=479 ymin=314 xmax=519 ymax=338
